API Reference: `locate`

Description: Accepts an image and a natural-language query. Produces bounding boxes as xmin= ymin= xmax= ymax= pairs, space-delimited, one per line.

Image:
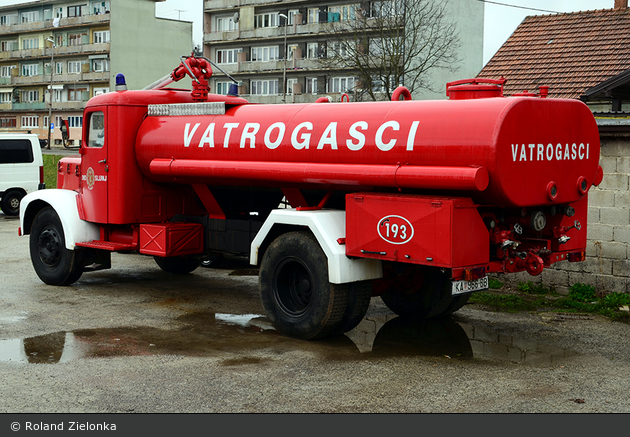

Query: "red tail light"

xmin=39 ymin=165 xmax=44 ymax=184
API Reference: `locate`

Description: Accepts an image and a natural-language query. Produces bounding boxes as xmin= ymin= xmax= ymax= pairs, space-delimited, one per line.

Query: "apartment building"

xmin=0 ymin=0 xmax=192 ymax=146
xmin=203 ymin=0 xmax=484 ymax=104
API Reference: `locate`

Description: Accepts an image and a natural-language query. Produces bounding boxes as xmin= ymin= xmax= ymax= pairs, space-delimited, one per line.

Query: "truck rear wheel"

xmin=2 ymin=190 xmax=23 ymax=216
xmin=379 ymin=265 xmax=453 ymax=319
xmin=333 ymin=280 xmax=372 ymax=335
xmin=154 ymin=256 xmax=200 ymax=274
xmin=259 ymin=231 xmax=348 ymax=340
xmin=29 ymin=207 xmax=83 ymax=285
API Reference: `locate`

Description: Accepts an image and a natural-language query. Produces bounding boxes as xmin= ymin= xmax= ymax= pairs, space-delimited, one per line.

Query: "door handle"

xmin=98 ymin=159 xmax=107 ymax=164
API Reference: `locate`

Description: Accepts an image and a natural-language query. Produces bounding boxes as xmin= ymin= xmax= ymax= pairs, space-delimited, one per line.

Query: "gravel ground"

xmin=2 ymin=213 xmax=630 ymax=414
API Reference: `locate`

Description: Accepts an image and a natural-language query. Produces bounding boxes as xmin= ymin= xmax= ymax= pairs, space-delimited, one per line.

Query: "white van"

xmin=0 ymin=133 xmax=45 ymax=216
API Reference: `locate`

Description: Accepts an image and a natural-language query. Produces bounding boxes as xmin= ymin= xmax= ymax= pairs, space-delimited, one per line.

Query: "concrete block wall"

xmin=500 ymin=135 xmax=630 ymax=296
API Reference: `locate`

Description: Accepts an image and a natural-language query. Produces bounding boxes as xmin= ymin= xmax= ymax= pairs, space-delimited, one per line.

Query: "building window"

xmin=68 ymin=61 xmax=83 ymax=74
xmin=254 ymin=12 xmax=279 ymax=28
xmin=1 ymin=41 xmax=17 ymax=52
xmin=286 ymin=78 xmax=298 ymax=95
xmin=0 ymin=117 xmax=17 ymax=128
xmin=215 ymin=81 xmax=232 ymax=95
xmin=0 ymin=65 xmax=14 ymax=77
xmin=307 ymin=43 xmax=319 ymax=59
xmin=287 ymin=10 xmax=300 ymax=25
xmin=54 ymin=34 xmax=63 ymax=46
xmin=21 ymin=90 xmax=40 ymax=102
xmin=21 ymin=64 xmax=39 ymax=77
xmin=328 ymin=4 xmax=359 ymax=21
xmin=20 ymin=11 xmax=40 ymax=23
xmin=328 ymin=41 xmax=353 ymax=58
xmin=93 ymin=31 xmax=110 ymax=44
xmin=251 ymin=79 xmax=279 ymax=95
xmin=92 ymin=1 xmax=110 ymax=14
xmin=68 ymin=116 xmax=83 ymax=128
xmin=93 ymin=87 xmax=109 ymax=96
xmin=251 ymin=46 xmax=279 ymax=62
xmin=22 ymin=38 xmax=39 ymax=50
xmin=21 ymin=116 xmax=39 ymax=128
xmin=91 ymin=58 xmax=109 ymax=72
xmin=1 ymin=15 xmax=13 ymax=26
xmin=307 ymin=8 xmax=319 ymax=24
xmin=287 ymin=44 xmax=299 ymax=61
xmin=68 ymin=88 xmax=86 ymax=101
xmin=306 ymin=77 xmax=318 ymax=94
xmin=328 ymin=76 xmax=355 ymax=94
xmin=216 ymin=48 xmax=241 ymax=64
xmin=55 ymin=62 xmax=63 ymax=74
xmin=68 ymin=6 xmax=83 ymax=18
xmin=370 ymin=0 xmax=404 ymax=18
xmin=68 ymin=33 xmax=85 ymax=46
xmin=0 ymin=92 xmax=11 ymax=103
xmin=216 ymin=16 xmax=238 ymax=31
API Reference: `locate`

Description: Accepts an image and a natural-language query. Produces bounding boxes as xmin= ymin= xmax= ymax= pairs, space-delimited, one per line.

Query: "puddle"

xmin=0 ymin=312 xmax=578 ymax=366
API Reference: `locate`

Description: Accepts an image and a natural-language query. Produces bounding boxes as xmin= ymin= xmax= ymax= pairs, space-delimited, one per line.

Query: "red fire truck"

xmin=19 ymin=56 xmax=603 ymax=339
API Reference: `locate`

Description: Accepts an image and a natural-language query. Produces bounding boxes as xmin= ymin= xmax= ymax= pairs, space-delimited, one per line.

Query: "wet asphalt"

xmin=1 ymin=212 xmax=630 ymax=413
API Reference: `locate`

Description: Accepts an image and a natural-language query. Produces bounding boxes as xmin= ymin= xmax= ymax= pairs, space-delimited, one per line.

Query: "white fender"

xmin=20 ymin=189 xmax=100 ymax=250
xmin=251 ymin=209 xmax=382 ymax=284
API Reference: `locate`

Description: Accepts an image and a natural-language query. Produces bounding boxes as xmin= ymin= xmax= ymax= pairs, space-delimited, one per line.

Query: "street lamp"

xmin=278 ymin=13 xmax=288 ymax=103
xmin=45 ymin=37 xmax=55 ymax=150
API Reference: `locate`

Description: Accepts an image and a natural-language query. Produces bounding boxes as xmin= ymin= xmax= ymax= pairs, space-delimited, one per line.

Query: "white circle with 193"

xmin=377 ymin=215 xmax=414 ymax=244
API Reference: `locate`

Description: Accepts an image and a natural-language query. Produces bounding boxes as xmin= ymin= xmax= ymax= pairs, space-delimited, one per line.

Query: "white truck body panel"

xmin=251 ymin=209 xmax=383 ymax=284
xmin=20 ymin=189 xmax=100 ymax=250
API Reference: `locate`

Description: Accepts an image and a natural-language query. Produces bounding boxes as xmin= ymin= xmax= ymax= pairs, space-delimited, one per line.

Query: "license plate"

xmin=452 ymin=276 xmax=489 ymax=295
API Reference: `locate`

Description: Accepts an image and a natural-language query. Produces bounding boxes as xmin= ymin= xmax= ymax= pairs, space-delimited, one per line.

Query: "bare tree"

xmin=319 ymin=0 xmax=461 ymax=101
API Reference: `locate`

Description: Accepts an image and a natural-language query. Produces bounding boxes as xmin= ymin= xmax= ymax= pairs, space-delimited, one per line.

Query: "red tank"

xmin=131 ymin=93 xmax=601 ymax=208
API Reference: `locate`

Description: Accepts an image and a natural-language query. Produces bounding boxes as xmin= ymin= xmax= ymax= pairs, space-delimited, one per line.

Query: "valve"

xmin=553 ymin=220 xmax=581 ymax=245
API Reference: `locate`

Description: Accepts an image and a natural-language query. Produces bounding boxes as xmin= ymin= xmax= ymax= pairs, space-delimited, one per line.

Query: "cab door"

xmin=80 ymin=108 xmax=108 ymax=223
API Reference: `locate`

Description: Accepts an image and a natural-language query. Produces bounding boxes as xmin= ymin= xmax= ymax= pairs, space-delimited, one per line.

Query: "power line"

xmin=475 ymin=0 xmax=561 ymax=14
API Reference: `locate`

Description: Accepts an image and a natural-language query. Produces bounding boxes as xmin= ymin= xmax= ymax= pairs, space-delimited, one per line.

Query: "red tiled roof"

xmin=478 ymin=7 xmax=630 ymax=99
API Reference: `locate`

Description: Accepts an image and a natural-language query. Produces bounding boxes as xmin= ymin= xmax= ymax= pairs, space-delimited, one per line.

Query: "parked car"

xmin=0 ymin=133 xmax=45 ymax=216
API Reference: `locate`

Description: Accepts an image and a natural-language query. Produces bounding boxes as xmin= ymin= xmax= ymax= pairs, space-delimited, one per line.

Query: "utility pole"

xmin=45 ymin=37 xmax=55 ymax=150
xmin=279 ymin=14 xmax=288 ymax=103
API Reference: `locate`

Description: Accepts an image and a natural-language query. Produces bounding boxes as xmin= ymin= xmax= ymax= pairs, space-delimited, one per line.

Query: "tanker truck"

xmin=18 ymin=56 xmax=603 ymax=340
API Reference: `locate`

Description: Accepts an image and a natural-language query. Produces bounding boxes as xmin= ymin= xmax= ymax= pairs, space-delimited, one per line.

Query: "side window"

xmin=87 ymin=111 xmax=104 ymax=148
xmin=0 ymin=139 xmax=33 ymax=163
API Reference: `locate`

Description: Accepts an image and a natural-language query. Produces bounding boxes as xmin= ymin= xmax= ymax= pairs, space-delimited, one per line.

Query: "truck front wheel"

xmin=259 ymin=231 xmax=348 ymax=340
xmin=29 ymin=207 xmax=83 ymax=285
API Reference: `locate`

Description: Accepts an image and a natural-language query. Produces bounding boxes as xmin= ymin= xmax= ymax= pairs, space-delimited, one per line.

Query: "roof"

xmin=478 ymin=7 xmax=630 ymax=99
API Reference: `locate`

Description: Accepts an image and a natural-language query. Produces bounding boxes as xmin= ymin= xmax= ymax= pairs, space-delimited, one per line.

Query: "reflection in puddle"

xmin=0 ymin=312 xmax=577 ymax=366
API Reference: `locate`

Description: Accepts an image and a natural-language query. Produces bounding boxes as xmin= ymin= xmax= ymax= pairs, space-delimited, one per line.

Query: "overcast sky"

xmin=0 ymin=0 xmax=619 ymax=65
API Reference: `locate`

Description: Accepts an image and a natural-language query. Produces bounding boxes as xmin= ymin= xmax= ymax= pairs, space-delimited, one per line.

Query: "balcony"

xmin=50 ymin=101 xmax=85 ymax=111
xmin=0 ymin=43 xmax=110 ymax=62
xmin=0 ymin=13 xmax=110 ymax=36
xmin=205 ymin=0 xmax=307 ymax=11
xmin=12 ymin=102 xmax=45 ymax=111
xmin=8 ymin=71 xmax=110 ymax=87
xmin=204 ymin=30 xmax=240 ymax=44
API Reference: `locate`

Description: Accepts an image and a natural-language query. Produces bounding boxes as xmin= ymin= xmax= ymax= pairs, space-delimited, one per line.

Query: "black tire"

xmin=380 ymin=265 xmax=453 ymax=319
xmin=441 ymin=294 xmax=471 ymax=316
xmin=29 ymin=207 xmax=83 ymax=285
xmin=1 ymin=190 xmax=24 ymax=216
xmin=200 ymin=253 xmax=224 ymax=268
xmin=154 ymin=256 xmax=200 ymax=274
xmin=259 ymin=231 xmax=348 ymax=340
xmin=333 ymin=280 xmax=372 ymax=335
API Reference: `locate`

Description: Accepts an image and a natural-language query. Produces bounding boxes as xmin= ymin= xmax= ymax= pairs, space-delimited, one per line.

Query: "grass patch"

xmin=43 ymin=154 xmax=62 ymax=189
xmin=469 ymin=282 xmax=630 ymax=323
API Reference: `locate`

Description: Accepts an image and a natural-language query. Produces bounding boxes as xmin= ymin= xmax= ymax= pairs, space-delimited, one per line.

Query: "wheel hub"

xmin=273 ymin=258 xmax=313 ymax=318
xmin=38 ymin=227 xmax=62 ymax=267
